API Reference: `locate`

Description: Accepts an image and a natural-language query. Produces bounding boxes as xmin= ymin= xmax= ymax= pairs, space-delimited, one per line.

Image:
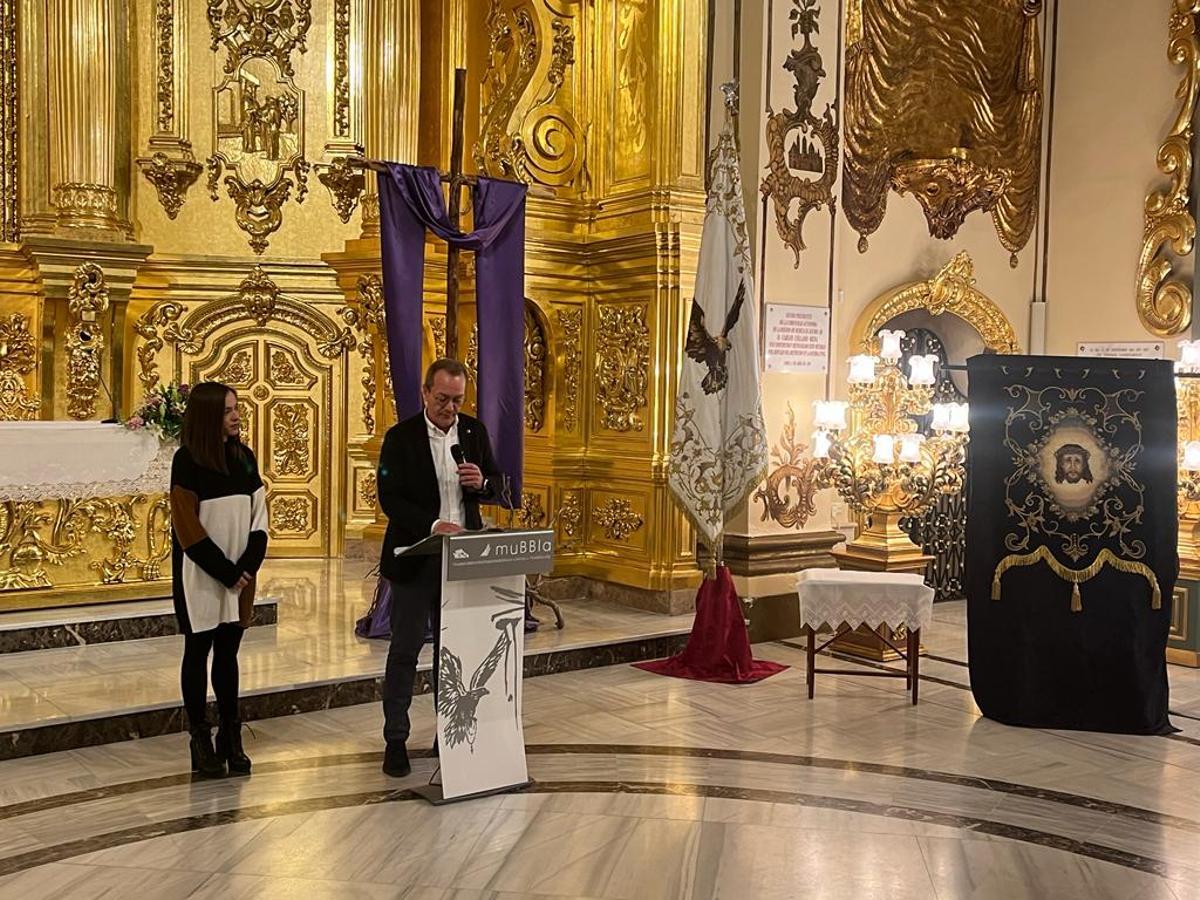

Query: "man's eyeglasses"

xmin=432 ymin=393 xmax=464 ymax=407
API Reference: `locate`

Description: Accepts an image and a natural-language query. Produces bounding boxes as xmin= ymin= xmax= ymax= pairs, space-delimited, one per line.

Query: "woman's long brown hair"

xmin=182 ymin=381 xmax=237 ymax=473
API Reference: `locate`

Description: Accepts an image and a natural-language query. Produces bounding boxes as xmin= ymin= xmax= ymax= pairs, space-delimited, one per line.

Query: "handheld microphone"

xmin=450 ymin=444 xmax=465 ymax=466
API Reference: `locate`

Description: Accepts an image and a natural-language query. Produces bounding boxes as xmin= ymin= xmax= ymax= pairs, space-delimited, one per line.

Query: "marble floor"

xmin=3 ymin=596 xmax=1200 ymax=897
xmin=0 ymin=559 xmax=694 ymax=731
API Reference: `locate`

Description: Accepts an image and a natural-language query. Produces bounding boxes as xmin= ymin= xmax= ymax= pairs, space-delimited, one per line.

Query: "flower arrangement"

xmin=126 ymin=382 xmax=189 ymax=440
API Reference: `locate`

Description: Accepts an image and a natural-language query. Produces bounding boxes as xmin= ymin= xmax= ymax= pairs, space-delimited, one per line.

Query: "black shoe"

xmin=382 ymin=744 xmax=411 ymax=777
xmin=216 ymin=721 xmax=252 ymax=776
xmin=190 ymin=728 xmax=225 ymax=778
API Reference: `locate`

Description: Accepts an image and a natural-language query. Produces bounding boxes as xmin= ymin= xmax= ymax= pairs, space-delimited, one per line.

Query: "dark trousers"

xmin=181 ymin=622 xmax=245 ymax=730
xmin=382 ymin=556 xmax=441 ymax=747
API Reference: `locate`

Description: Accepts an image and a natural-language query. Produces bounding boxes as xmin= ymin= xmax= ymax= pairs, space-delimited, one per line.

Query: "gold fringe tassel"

xmin=991 ymin=546 xmax=1161 ymax=612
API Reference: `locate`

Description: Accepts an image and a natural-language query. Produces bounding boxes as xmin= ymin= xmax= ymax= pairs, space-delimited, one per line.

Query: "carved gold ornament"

xmin=132 ymin=301 xmax=190 ymax=396
xmin=315 ymin=155 xmax=365 ymax=223
xmin=0 ymin=0 xmax=16 ymax=241
xmin=852 ymin=252 xmax=1020 ymax=355
xmin=557 ymin=489 xmax=582 ymax=549
xmin=760 ymin=0 xmax=838 ymax=268
xmin=207 ymin=0 xmax=312 ymax=78
xmin=476 ymin=0 xmax=584 ymax=189
xmin=593 ymin=497 xmax=644 ymax=542
xmin=525 ymin=304 xmax=546 ymax=432
xmin=0 ymin=314 xmax=40 ymax=421
xmin=269 ymin=494 xmax=311 ymax=534
xmin=595 ymin=303 xmax=650 ymax=432
xmin=337 ymin=297 xmax=379 ymax=436
xmin=0 ymin=497 xmax=171 ymax=591
xmin=240 ymin=265 xmax=279 ymax=326
xmin=429 ymin=315 xmax=447 ymax=361
xmin=138 ymin=149 xmax=204 ymax=219
xmin=358 ymin=275 xmax=393 ymax=420
xmin=843 ymin=0 xmax=1043 ymax=263
xmin=359 ymin=471 xmax=378 ymax=510
xmin=214 ymin=348 xmax=255 ymax=387
xmin=331 ymin=0 xmax=351 ymax=137
xmin=53 ymin=183 xmax=120 ymax=229
xmin=754 ymin=403 xmax=819 ymax=529
xmin=517 ymin=490 xmax=547 ymax=528
xmin=1136 ymin=1 xmax=1200 ymax=337
xmin=66 ymin=263 xmax=110 ymax=420
xmin=556 ymin=307 xmax=581 ymax=431
xmin=271 ymin=402 xmax=311 ymax=475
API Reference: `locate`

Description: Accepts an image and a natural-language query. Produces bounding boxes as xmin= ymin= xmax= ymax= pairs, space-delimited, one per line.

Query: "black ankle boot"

xmin=216 ymin=721 xmax=251 ymax=775
xmin=190 ymin=727 xmax=225 ymax=778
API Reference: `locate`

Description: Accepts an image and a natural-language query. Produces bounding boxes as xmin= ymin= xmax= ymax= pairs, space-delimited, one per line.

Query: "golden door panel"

xmin=191 ymin=329 xmax=331 ymax=556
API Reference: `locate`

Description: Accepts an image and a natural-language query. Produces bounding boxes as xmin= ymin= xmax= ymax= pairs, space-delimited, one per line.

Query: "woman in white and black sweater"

xmin=170 ymin=381 xmax=267 ymax=777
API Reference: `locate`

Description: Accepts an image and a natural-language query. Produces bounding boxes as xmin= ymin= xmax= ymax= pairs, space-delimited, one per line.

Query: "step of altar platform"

xmin=0 ymin=595 xmax=278 ymax=654
xmin=0 ymin=558 xmax=694 ymax=760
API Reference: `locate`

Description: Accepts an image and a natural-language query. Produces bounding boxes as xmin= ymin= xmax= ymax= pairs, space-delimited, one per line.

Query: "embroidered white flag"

xmin=668 ymin=104 xmax=768 ymax=547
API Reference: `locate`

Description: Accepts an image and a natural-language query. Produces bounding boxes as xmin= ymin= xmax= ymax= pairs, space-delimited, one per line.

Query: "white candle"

xmin=811 ymin=430 xmax=832 ymax=459
xmin=813 ymin=400 xmax=848 ymax=430
xmin=878 ymin=329 xmax=904 ymax=362
xmin=931 ymin=403 xmax=952 ymax=432
xmin=1183 ymin=441 xmax=1200 ymax=471
xmin=898 ymin=433 xmax=924 ymax=463
xmin=908 ymin=354 xmax=937 ymax=386
xmin=872 ymin=434 xmax=895 ymax=465
xmin=848 ymin=354 xmax=878 ymax=384
xmin=1180 ymin=341 xmax=1200 ymax=372
xmin=950 ymin=403 xmax=970 ymax=433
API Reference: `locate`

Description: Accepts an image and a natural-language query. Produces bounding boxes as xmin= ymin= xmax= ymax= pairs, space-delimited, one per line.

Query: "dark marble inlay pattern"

xmin=0 ymin=777 xmax=1175 ymax=880
xmin=5 ymin=740 xmax=1200 ymax=840
xmin=0 ymin=603 xmax=278 ymax=654
xmin=0 ymin=633 xmax=688 ymax=761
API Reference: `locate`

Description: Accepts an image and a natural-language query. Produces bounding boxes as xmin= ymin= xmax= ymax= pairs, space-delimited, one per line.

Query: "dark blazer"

xmin=377 ymin=411 xmax=502 ymax=582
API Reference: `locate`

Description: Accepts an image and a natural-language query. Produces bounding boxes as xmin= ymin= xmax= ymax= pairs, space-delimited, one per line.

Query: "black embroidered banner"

xmin=966 ymin=355 xmax=1177 ymax=734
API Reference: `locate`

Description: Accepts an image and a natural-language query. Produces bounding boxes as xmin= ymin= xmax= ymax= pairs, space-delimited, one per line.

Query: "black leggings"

xmin=181 ymin=622 xmax=245 ymax=730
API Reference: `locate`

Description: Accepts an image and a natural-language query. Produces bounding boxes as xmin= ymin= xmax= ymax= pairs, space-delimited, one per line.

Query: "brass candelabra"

xmin=812 ymin=330 xmax=969 ymax=571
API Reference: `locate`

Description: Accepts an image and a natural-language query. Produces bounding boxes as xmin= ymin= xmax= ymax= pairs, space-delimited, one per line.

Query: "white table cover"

xmin=796 ymin=568 xmax=935 ymax=632
xmin=0 ymin=421 xmax=172 ymax=501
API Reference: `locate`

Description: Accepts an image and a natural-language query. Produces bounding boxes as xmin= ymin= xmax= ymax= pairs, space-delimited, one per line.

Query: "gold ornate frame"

xmin=849 ymin=252 xmax=1021 ymax=355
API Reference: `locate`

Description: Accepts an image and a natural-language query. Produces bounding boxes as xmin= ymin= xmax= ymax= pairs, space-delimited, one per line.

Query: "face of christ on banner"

xmin=1034 ymin=419 xmax=1112 ymax=520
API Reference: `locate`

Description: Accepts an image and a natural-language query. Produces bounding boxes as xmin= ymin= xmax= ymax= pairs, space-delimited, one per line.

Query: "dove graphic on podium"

xmin=437 ymin=586 xmax=525 ymax=752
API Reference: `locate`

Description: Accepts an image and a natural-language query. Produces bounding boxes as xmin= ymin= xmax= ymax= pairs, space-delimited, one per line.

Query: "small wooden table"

xmin=796 ymin=569 xmax=934 ymax=704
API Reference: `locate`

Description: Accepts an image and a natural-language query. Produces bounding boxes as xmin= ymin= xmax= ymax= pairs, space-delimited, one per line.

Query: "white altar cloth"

xmin=796 ymin=568 xmax=934 ymax=633
xmin=0 ymin=422 xmax=171 ymax=501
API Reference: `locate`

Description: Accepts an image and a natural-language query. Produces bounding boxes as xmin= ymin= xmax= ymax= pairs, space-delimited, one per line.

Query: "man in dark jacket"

xmin=377 ymin=358 xmax=502 ymax=776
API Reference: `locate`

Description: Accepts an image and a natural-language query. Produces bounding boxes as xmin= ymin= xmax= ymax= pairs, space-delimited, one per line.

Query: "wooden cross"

xmin=351 ymin=67 xmax=549 ymax=360
xmin=352 ymin=67 xmax=471 ymax=360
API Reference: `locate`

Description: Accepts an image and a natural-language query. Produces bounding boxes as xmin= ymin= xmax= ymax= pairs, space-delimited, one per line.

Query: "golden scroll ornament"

xmin=0 ymin=314 xmax=40 ymax=421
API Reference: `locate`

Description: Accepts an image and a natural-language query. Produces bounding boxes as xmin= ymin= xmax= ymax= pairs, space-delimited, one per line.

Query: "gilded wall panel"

xmin=554 ymin=304 xmax=582 ymax=433
xmin=593 ymin=300 xmax=650 ymax=433
xmin=843 ymin=0 xmax=1043 ymax=264
xmin=590 ymin=491 xmax=646 ymax=550
xmin=610 ymin=0 xmax=652 ymax=186
xmin=0 ymin=495 xmax=171 ymax=609
xmin=476 ymin=0 xmax=586 ymax=191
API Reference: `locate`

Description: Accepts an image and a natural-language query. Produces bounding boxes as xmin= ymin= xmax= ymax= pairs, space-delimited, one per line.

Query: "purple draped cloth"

xmin=378 ymin=164 xmax=527 ymax=498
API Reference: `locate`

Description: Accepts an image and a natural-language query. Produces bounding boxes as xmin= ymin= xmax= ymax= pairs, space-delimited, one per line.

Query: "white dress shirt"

xmin=425 ymin=412 xmax=464 ymax=531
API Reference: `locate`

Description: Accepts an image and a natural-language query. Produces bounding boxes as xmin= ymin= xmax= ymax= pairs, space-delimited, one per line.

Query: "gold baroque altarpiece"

xmin=3 ymin=0 xmax=710 ymax=612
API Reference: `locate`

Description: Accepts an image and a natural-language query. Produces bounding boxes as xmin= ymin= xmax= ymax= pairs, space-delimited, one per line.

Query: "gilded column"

xmin=359 ymin=0 xmax=420 ymax=236
xmin=46 ymin=0 xmax=131 ymax=237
